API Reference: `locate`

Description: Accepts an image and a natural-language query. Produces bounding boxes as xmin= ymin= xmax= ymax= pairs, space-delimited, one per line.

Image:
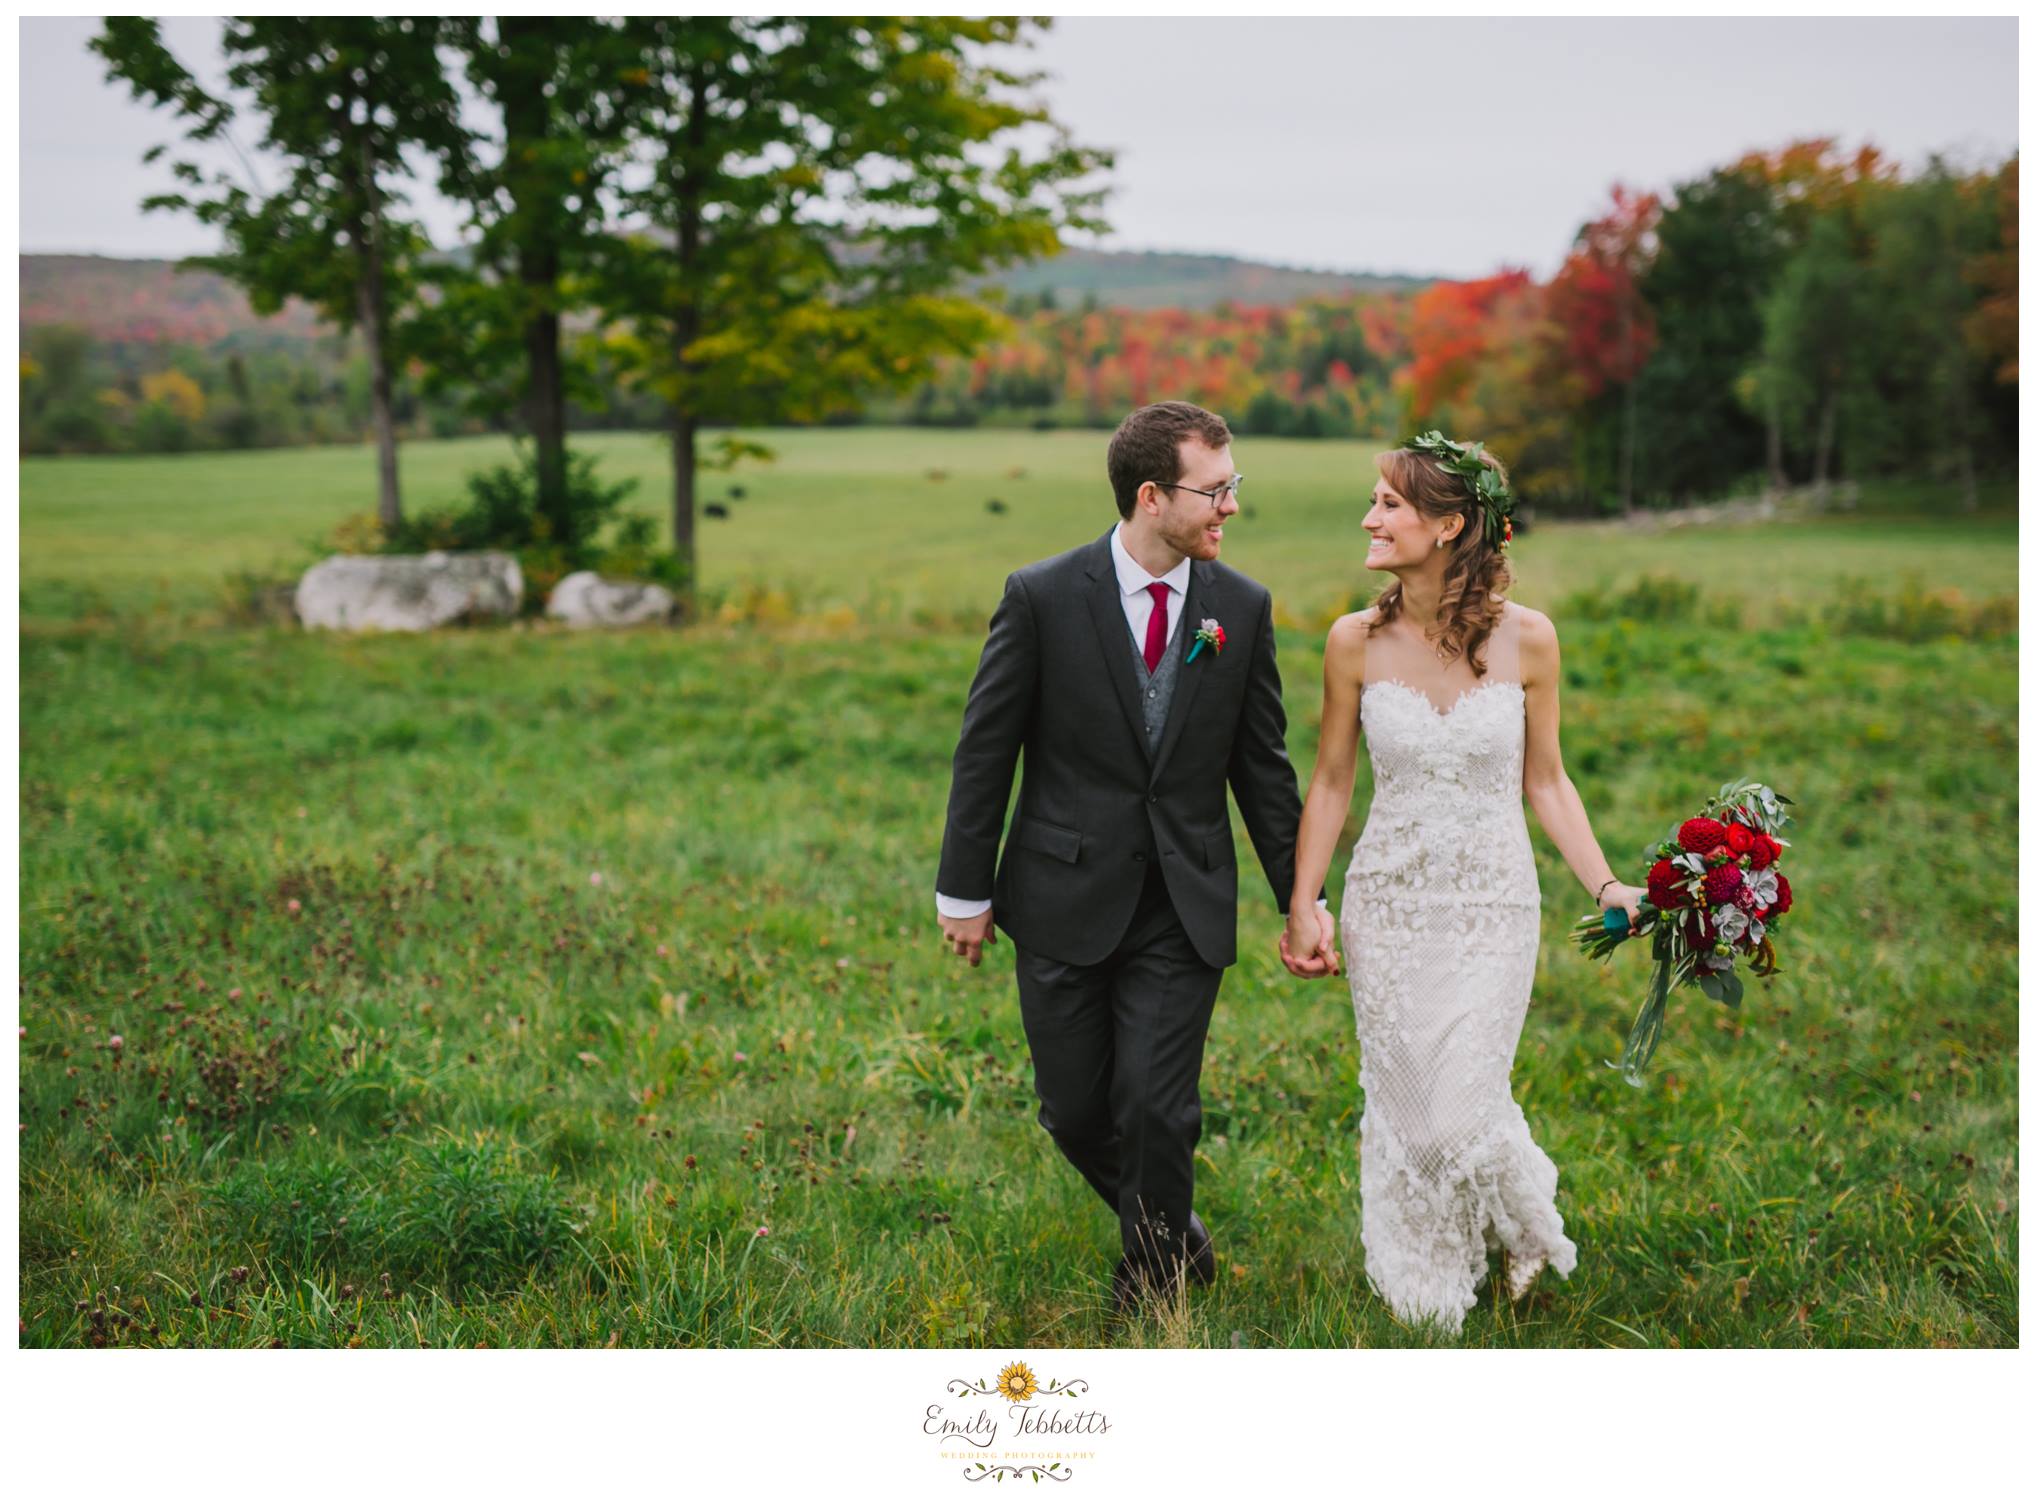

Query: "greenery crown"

xmin=1401 ymin=430 xmax=1517 ymax=549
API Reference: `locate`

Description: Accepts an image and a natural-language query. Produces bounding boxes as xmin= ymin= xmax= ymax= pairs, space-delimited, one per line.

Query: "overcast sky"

xmin=17 ymin=14 xmax=2019 ymax=279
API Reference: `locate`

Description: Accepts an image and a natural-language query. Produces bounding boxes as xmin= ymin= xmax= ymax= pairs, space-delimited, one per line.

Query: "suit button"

xmin=1147 ymin=793 xmax=1158 ymax=803
xmin=1133 ymin=852 xmax=1146 ymax=862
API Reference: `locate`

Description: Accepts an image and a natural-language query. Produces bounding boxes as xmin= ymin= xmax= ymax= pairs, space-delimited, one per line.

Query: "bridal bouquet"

xmin=1571 ymin=779 xmax=1797 ymax=1085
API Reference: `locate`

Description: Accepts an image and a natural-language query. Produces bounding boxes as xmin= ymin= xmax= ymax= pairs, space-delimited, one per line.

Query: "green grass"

xmin=20 ymin=428 xmax=2018 ymax=622
xmin=18 ymin=429 xmax=2018 ymax=1347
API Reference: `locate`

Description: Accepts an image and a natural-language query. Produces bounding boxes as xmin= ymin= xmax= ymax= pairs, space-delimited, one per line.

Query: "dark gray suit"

xmin=937 ymin=526 xmax=1313 ymax=1283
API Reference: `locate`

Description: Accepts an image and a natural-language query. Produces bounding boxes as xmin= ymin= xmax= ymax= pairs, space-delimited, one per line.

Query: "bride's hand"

xmin=1599 ymin=882 xmax=1645 ymax=922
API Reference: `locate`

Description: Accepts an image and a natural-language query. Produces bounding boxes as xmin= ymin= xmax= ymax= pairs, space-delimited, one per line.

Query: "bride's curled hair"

xmin=1366 ymin=441 xmax=1515 ymax=676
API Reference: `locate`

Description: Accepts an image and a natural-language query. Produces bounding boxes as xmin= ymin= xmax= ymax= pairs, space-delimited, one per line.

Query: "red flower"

xmin=1702 ymin=863 xmax=1743 ymax=905
xmin=1682 ymin=910 xmax=1716 ymax=952
xmin=1747 ymin=835 xmax=1778 ymax=870
xmin=1646 ymin=857 xmax=1691 ymax=909
xmin=1724 ymin=822 xmax=1755 ymax=856
xmin=1771 ymin=873 xmax=1792 ymax=917
xmin=1678 ymin=817 xmax=1728 ymax=855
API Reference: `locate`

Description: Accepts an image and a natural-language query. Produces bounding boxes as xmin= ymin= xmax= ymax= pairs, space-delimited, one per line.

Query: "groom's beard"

xmin=1160 ymin=499 xmax=1224 ymax=561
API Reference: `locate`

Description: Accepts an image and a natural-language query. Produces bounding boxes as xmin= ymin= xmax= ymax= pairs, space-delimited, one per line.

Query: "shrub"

xmin=1823 ymin=575 xmax=2018 ymax=642
xmin=1561 ymin=573 xmax=1704 ymax=625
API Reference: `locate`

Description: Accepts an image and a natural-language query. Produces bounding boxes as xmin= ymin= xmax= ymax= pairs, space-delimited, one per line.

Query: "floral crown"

xmin=1400 ymin=430 xmax=1517 ymax=550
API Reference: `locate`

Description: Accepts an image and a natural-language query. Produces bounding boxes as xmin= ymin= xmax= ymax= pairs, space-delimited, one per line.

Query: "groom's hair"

xmin=1108 ymin=401 xmax=1232 ymax=518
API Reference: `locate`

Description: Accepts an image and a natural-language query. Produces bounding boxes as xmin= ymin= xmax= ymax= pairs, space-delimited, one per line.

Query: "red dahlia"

xmin=1771 ymin=873 xmax=1792 ymax=917
xmin=1646 ymin=857 xmax=1692 ymax=909
xmin=1746 ymin=835 xmax=1778 ymax=870
xmin=1678 ymin=817 xmax=1729 ymax=855
xmin=1682 ymin=910 xmax=1716 ymax=952
xmin=1702 ymin=863 xmax=1743 ymax=905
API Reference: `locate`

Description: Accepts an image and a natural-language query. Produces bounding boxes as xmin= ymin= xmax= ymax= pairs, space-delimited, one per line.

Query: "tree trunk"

xmin=1812 ymin=387 xmax=1837 ymax=494
xmin=355 ymin=129 xmax=402 ymax=531
xmin=524 ymin=268 xmax=567 ymax=529
xmin=1616 ymin=296 xmax=1636 ymax=516
xmin=498 ymin=17 xmax=569 ymax=541
xmin=1765 ymin=381 xmax=1785 ymax=492
xmin=1619 ymin=377 xmax=1638 ymax=516
xmin=671 ymin=407 xmax=698 ymax=619
xmin=668 ymin=64 xmax=708 ymax=619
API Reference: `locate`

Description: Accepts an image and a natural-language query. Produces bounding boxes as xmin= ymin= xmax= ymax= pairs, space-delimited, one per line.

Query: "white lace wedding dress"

xmin=1340 ymin=601 xmax=1578 ymax=1333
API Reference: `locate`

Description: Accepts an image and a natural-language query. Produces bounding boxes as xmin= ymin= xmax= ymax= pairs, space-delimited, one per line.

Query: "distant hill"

xmin=19 ymin=253 xmax=332 ymax=347
xmin=988 ymin=246 xmax=1432 ymax=308
xmin=18 ymin=246 xmax=1435 ymax=346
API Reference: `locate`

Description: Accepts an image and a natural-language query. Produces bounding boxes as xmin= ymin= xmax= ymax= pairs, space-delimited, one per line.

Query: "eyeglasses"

xmin=1155 ymin=474 xmax=1244 ymax=508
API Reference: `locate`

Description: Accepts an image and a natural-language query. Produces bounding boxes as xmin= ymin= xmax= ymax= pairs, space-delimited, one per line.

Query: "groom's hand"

xmin=938 ymin=908 xmax=998 ymax=968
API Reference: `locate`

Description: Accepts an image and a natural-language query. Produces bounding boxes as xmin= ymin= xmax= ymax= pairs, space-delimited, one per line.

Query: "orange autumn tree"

xmin=1400 ymin=269 xmax=1591 ymax=504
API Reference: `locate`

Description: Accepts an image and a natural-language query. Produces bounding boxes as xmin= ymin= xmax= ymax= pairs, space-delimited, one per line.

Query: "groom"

xmin=935 ymin=400 xmax=1333 ymax=1312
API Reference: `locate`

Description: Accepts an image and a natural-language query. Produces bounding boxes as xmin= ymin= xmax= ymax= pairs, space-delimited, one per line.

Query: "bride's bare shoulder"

xmin=1325 ymin=606 xmax=1374 ymax=674
xmin=1504 ymin=601 xmax=1560 ymax=679
xmin=1504 ymin=598 xmax=1556 ymax=640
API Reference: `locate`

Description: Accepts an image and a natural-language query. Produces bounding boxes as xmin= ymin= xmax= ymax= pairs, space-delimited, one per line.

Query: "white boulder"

xmin=295 ymin=552 xmax=523 ymax=632
xmin=546 ymin=571 xmax=678 ymax=628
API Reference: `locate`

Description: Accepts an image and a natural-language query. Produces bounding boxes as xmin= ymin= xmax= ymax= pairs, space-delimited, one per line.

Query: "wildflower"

xmin=755 ymin=1224 xmax=770 ymax=1237
xmin=733 ymin=1051 xmax=747 ymax=1063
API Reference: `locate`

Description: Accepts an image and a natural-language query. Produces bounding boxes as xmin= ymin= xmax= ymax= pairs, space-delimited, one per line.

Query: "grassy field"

xmin=17 ymin=428 xmax=2019 ymax=1347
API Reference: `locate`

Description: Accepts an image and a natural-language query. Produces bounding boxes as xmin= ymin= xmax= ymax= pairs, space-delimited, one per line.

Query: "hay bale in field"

xmin=294 ymin=551 xmax=523 ymax=632
xmin=546 ymin=571 xmax=677 ymax=629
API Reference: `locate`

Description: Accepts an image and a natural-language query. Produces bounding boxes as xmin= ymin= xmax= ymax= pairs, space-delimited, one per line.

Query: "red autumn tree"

xmin=1543 ymin=185 xmax=1660 ymax=510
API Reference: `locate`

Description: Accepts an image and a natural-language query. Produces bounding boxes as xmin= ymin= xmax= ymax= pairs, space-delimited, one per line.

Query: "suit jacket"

xmin=936 ymin=526 xmax=1315 ymax=968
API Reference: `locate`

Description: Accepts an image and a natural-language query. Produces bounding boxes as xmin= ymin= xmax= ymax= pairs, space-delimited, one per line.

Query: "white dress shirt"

xmin=937 ymin=523 xmax=1322 ymax=922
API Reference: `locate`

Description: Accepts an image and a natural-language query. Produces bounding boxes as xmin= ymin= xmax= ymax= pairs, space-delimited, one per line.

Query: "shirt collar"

xmin=1110 ymin=521 xmax=1190 ymax=599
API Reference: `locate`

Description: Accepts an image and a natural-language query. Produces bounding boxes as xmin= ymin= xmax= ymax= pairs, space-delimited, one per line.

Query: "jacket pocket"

xmin=1014 ymin=816 xmax=1083 ymax=864
xmin=1202 ymin=828 xmax=1236 ymax=871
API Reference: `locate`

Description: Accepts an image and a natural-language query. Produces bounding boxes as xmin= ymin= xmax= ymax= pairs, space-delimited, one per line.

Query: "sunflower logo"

xmin=995 ymin=1361 xmax=1039 ymax=1403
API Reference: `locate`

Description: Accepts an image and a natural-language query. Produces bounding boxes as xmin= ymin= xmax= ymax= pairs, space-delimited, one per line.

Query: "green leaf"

xmin=1718 ymin=967 xmax=1745 ymax=1008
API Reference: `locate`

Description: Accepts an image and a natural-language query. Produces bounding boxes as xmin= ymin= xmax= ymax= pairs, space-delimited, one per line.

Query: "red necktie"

xmin=1143 ymin=581 xmax=1171 ymax=673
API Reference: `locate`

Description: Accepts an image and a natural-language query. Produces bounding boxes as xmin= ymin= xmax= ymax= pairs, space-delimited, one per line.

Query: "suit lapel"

xmin=1083 ymin=531 xmax=1148 ymax=758
xmin=1147 ymin=561 xmax=1212 ymax=785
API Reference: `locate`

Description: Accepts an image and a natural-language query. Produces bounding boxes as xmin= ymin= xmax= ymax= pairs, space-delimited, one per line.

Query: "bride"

xmin=1280 ymin=432 xmax=1645 ymax=1334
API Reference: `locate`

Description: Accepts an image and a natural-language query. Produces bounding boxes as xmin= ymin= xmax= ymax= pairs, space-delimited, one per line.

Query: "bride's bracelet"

xmin=1594 ymin=877 xmax=1617 ymax=906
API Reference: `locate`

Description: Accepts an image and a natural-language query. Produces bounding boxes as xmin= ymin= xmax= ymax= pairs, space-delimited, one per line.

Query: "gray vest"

xmin=1127 ymin=590 xmax=1190 ymax=758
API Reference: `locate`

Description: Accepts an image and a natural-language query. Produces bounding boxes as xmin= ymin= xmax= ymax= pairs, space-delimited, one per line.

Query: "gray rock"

xmin=546 ymin=570 xmax=678 ymax=629
xmin=295 ymin=551 xmax=523 ymax=632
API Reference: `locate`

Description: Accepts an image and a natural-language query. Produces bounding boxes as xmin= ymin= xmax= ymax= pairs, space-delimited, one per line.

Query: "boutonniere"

xmin=1185 ymin=617 xmax=1226 ymax=665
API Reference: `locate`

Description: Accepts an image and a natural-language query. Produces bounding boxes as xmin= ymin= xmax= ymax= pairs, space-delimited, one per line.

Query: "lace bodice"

xmin=1347 ymin=604 xmax=1538 ymax=909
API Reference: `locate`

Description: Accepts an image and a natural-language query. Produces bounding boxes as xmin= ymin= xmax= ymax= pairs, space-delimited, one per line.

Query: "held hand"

xmin=937 ymin=908 xmax=997 ymax=968
xmin=1279 ymin=905 xmax=1341 ymax=979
